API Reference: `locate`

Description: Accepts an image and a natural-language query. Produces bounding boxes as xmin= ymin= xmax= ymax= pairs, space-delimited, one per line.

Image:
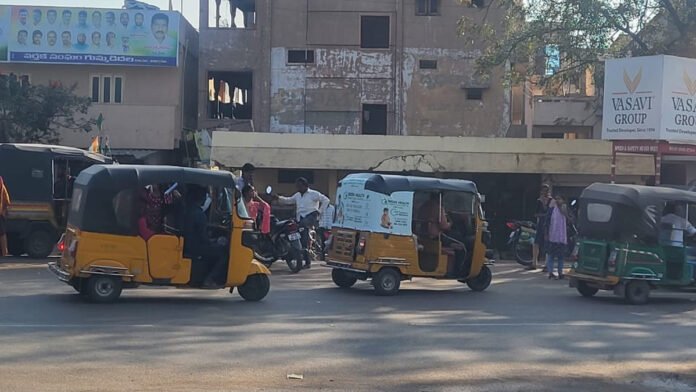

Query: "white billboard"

xmin=602 ymin=55 xmax=696 ymax=142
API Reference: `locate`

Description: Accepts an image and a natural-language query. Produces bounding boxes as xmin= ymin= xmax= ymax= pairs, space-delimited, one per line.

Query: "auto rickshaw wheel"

xmin=238 ymin=274 xmax=270 ymax=302
xmin=372 ymin=268 xmax=401 ymax=296
xmin=85 ymin=275 xmax=123 ymax=303
xmin=576 ymin=281 xmax=599 ymax=298
xmin=624 ymin=280 xmax=650 ymax=305
xmin=466 ymin=265 xmax=492 ymax=292
xmin=331 ymin=269 xmax=357 ymax=288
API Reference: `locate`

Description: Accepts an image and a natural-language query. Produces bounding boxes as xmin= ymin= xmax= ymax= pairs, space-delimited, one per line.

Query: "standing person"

xmin=276 ymin=178 xmax=329 ymax=269
xmin=546 ymin=195 xmax=569 ymax=280
xmin=236 ymin=163 xmax=255 ymax=190
xmin=528 ymin=184 xmax=551 ymax=271
xmin=0 ymin=177 xmax=11 ymax=257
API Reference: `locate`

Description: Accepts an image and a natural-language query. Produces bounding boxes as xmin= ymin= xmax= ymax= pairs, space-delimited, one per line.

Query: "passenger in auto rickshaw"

xmin=182 ymin=185 xmax=229 ymax=288
xmin=417 ymin=192 xmax=469 ymax=277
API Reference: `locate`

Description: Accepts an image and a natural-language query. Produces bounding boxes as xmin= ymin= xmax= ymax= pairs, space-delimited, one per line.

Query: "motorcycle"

xmin=253 ymin=215 xmax=305 ymax=273
xmin=506 ymin=219 xmax=578 ymax=267
xmin=506 ymin=220 xmax=536 ymax=266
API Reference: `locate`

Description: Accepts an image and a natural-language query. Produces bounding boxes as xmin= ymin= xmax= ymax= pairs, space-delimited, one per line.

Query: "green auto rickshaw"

xmin=568 ymin=183 xmax=696 ymax=304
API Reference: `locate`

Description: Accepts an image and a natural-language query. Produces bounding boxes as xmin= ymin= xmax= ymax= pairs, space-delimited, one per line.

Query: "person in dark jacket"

xmin=182 ymin=185 xmax=228 ymax=288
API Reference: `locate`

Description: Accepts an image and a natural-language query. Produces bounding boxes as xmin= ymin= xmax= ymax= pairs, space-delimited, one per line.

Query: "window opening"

xmin=416 ymin=0 xmax=440 ymax=15
xmin=288 ymin=49 xmax=315 ymax=64
xmin=361 ymin=15 xmax=390 ymax=49
xmin=419 ymin=59 xmax=437 ymax=69
xmin=362 ymin=104 xmax=388 ymax=135
xmin=208 ymin=71 xmax=253 ymax=120
xmin=90 ymin=74 xmax=123 ymax=104
xmin=466 ymin=88 xmax=483 ymax=100
xmin=209 ymin=0 xmax=256 ymax=29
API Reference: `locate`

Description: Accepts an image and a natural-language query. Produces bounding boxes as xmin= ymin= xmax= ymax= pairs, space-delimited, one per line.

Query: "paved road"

xmin=1 ymin=259 xmax=696 ymax=392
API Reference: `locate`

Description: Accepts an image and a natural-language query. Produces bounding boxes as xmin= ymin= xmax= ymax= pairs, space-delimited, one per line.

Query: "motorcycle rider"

xmin=275 ymin=177 xmax=329 ymax=269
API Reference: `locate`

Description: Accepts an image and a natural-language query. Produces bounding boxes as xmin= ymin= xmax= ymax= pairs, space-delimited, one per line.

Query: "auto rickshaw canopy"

xmin=578 ymin=183 xmax=696 ymax=242
xmin=74 ymin=165 xmax=236 ymax=190
xmin=69 ymin=165 xmax=237 ymax=236
xmin=343 ymin=173 xmax=478 ymax=195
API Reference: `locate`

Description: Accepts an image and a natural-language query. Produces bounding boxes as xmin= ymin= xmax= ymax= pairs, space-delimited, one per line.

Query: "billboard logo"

xmin=623 ymin=68 xmax=642 ymax=94
xmin=684 ymin=70 xmax=696 ymax=96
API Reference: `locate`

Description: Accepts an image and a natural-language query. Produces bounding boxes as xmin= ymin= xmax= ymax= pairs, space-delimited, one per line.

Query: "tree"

xmin=459 ymin=0 xmax=696 ymax=87
xmin=0 ymin=74 xmax=93 ymax=144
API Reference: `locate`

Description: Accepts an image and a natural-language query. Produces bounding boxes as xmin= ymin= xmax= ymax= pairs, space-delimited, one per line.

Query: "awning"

xmin=211 ymin=131 xmax=655 ymax=176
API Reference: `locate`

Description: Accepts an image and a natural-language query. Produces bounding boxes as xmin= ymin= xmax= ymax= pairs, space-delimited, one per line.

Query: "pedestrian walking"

xmin=0 ymin=176 xmax=11 ymax=257
xmin=528 ymin=184 xmax=551 ymax=270
xmin=546 ymin=195 xmax=569 ymax=280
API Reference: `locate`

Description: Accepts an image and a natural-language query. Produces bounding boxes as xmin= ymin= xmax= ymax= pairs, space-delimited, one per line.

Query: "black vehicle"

xmin=0 ymin=144 xmax=112 ymax=258
xmin=505 ymin=220 xmax=536 ymax=265
xmin=253 ymin=216 xmax=305 ymax=273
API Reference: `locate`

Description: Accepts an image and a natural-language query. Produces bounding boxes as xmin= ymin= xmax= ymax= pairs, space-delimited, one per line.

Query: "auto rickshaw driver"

xmin=183 ymin=185 xmax=229 ymax=289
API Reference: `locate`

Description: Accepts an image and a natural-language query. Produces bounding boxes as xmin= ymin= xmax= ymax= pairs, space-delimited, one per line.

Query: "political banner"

xmin=0 ymin=6 xmax=9 ymax=61
xmin=6 ymin=6 xmax=178 ymax=66
xmin=334 ymin=176 xmax=413 ymax=236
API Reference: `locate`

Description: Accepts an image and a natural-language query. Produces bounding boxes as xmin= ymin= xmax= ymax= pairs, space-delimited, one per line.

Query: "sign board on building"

xmin=334 ymin=176 xmax=414 ymax=236
xmin=603 ymin=55 xmax=696 ymax=143
xmin=0 ymin=5 xmax=179 ymax=66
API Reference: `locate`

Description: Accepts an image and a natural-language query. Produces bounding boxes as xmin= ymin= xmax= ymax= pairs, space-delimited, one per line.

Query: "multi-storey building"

xmin=200 ymin=0 xmax=653 ymax=230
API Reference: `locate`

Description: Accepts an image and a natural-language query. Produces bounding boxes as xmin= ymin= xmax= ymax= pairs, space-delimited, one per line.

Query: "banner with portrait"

xmin=334 ymin=176 xmax=413 ymax=236
xmin=4 ymin=6 xmax=179 ymax=66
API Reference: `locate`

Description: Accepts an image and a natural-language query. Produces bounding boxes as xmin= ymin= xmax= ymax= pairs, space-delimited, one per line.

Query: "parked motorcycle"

xmin=506 ymin=220 xmax=536 ymax=266
xmin=506 ymin=219 xmax=578 ymax=267
xmin=253 ymin=215 xmax=305 ymax=273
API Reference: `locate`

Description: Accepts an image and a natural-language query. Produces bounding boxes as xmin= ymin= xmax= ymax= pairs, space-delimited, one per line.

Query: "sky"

xmin=1 ymin=0 xmax=201 ymax=28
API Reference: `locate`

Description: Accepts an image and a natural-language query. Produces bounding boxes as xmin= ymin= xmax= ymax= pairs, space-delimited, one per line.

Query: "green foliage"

xmin=0 ymin=75 xmax=93 ymax=143
xmin=459 ymin=0 xmax=696 ymax=87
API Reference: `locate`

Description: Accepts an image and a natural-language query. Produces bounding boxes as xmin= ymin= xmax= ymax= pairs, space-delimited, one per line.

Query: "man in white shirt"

xmin=660 ymin=203 xmax=696 ymax=246
xmin=276 ymin=177 xmax=329 ymax=268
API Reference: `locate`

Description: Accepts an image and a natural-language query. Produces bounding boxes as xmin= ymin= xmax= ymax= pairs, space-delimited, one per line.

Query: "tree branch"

xmin=659 ymin=0 xmax=687 ymax=37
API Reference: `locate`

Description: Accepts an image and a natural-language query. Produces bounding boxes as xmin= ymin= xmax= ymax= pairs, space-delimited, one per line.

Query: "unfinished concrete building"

xmin=199 ymin=0 xmax=515 ymax=136
xmin=200 ymin=0 xmax=653 ymax=243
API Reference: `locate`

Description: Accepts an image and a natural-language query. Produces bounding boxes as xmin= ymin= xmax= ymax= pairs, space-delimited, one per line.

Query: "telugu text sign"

xmin=6 ymin=6 xmax=178 ymax=66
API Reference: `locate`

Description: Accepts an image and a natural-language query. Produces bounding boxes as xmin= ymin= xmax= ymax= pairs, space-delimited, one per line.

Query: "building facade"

xmin=199 ymin=0 xmax=516 ymax=137
xmin=200 ymin=0 xmax=654 ymax=238
xmin=2 ymin=6 xmax=198 ymax=164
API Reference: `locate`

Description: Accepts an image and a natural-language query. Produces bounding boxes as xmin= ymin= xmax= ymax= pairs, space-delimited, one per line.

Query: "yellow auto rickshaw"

xmin=325 ymin=173 xmax=493 ymax=296
xmin=48 ymin=165 xmax=271 ymax=303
